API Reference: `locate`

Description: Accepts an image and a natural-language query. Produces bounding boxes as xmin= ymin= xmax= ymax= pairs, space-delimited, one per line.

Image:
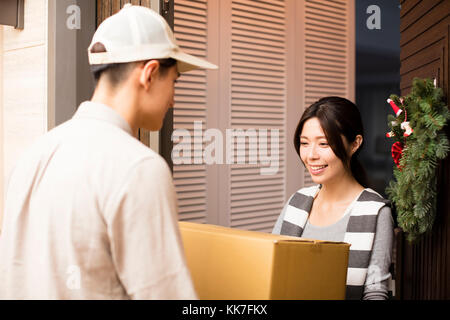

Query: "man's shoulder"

xmin=13 ymin=119 xmax=167 ymax=176
xmin=67 ymin=116 xmax=162 ymax=163
xmin=107 ymin=138 xmax=171 ymax=181
xmin=131 ymin=147 xmax=170 ymax=171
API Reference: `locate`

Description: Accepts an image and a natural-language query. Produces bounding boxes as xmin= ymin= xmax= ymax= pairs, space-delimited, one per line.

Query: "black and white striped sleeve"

xmin=363 ymin=206 xmax=394 ymax=300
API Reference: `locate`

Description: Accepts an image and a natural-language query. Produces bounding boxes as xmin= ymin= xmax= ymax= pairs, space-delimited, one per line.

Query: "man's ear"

xmin=139 ymin=60 xmax=160 ymax=91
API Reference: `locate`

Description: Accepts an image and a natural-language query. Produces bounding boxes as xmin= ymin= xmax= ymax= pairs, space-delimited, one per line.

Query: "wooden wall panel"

xmin=400 ymin=1 xmax=449 ymax=46
xmin=97 ymin=0 xmax=153 ymax=27
xmin=400 ymin=0 xmax=443 ymax=34
xmin=400 ymin=0 xmax=421 ymax=18
xmin=400 ymin=1 xmax=449 ymax=96
xmin=398 ymin=0 xmax=450 ymax=300
xmin=1 ymin=0 xmax=48 ymax=232
xmin=3 ymin=0 xmax=46 ymax=51
xmin=0 ymin=26 xmax=3 ymax=231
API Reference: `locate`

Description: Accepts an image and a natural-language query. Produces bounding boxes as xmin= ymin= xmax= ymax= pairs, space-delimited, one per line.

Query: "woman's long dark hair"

xmin=293 ymin=96 xmax=369 ymax=187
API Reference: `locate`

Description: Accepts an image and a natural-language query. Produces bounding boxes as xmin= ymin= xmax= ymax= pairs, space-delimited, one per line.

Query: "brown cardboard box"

xmin=179 ymin=221 xmax=350 ymax=300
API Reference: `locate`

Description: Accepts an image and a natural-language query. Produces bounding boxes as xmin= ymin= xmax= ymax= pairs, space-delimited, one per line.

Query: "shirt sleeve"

xmin=363 ymin=206 xmax=394 ymax=300
xmin=104 ymin=156 xmax=197 ymax=300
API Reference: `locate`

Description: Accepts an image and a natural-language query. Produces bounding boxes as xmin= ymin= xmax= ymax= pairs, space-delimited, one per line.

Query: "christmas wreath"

xmin=385 ymin=78 xmax=450 ymax=242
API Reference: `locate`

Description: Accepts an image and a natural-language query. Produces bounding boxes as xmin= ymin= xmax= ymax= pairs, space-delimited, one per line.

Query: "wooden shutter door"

xmin=172 ymin=0 xmax=209 ymax=223
xmin=227 ymin=0 xmax=288 ymax=232
xmin=172 ymin=0 xmax=289 ymax=230
xmin=300 ymin=0 xmax=355 ymax=186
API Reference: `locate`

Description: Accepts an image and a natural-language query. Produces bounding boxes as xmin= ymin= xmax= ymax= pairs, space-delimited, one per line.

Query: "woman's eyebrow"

xmin=300 ymin=135 xmax=326 ymax=139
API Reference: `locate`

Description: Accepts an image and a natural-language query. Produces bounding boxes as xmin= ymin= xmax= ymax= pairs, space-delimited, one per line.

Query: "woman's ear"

xmin=351 ymin=135 xmax=363 ymax=155
xmin=139 ymin=60 xmax=160 ymax=91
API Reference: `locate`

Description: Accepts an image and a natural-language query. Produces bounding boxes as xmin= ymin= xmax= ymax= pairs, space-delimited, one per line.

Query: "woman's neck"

xmin=317 ymin=172 xmax=364 ymax=204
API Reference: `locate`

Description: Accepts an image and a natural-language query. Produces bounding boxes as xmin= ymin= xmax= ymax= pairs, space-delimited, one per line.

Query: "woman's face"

xmin=299 ymin=117 xmax=352 ymax=185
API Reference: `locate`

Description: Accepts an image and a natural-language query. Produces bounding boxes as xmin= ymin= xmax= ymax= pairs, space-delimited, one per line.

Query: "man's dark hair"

xmin=90 ymin=42 xmax=177 ymax=87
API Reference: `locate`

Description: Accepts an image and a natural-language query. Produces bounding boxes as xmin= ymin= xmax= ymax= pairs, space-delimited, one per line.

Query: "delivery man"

xmin=0 ymin=4 xmax=217 ymax=299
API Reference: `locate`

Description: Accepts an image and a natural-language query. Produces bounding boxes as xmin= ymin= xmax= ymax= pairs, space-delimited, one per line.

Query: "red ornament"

xmin=387 ymin=99 xmax=403 ymax=117
xmin=391 ymin=141 xmax=404 ymax=169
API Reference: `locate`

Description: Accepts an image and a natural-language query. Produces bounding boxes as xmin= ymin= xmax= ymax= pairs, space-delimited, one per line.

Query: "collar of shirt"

xmin=73 ymin=101 xmax=134 ymax=136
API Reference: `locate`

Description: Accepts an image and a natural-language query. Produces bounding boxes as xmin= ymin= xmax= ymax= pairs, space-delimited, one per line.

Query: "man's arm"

xmin=104 ymin=156 xmax=197 ymax=299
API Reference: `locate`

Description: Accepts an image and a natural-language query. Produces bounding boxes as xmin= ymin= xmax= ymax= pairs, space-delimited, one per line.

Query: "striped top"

xmin=272 ymin=185 xmax=394 ymax=300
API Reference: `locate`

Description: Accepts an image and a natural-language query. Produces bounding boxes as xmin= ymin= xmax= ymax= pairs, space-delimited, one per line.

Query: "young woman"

xmin=272 ymin=97 xmax=394 ymax=300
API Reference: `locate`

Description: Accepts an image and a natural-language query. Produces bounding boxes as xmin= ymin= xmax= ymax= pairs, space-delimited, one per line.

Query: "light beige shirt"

xmin=0 ymin=101 xmax=197 ymax=300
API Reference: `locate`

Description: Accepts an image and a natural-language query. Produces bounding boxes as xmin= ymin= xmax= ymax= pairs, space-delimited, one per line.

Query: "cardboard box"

xmin=179 ymin=222 xmax=350 ymax=300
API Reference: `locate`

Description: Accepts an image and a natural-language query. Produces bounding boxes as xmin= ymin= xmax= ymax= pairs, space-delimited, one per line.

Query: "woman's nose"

xmin=307 ymin=144 xmax=319 ymax=159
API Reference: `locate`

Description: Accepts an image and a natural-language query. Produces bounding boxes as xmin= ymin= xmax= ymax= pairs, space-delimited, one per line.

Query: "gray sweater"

xmin=272 ymin=197 xmax=394 ymax=300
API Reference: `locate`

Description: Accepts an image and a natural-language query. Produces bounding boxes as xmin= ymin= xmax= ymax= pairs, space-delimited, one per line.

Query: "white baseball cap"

xmin=88 ymin=4 xmax=218 ymax=73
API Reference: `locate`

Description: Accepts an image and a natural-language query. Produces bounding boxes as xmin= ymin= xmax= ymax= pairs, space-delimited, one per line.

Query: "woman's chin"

xmin=309 ymin=173 xmax=328 ymax=185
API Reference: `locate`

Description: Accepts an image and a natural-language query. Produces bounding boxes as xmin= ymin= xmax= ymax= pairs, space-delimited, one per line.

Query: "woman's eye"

xmin=319 ymin=142 xmax=329 ymax=146
xmin=300 ymin=142 xmax=308 ymax=146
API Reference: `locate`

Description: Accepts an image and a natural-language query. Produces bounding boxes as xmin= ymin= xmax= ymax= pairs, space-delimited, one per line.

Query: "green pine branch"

xmin=385 ymin=78 xmax=449 ymax=243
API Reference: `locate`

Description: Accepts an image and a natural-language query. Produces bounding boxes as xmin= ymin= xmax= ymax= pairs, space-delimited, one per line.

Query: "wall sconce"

xmin=0 ymin=0 xmax=24 ymax=29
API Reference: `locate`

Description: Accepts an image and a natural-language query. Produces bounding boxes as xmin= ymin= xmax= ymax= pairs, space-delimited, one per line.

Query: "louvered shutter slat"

xmin=175 ymin=5 xmax=205 ymax=16
xmin=232 ymin=29 xmax=286 ymax=43
xmin=174 ymin=82 xmax=207 ymax=90
xmin=174 ymin=26 xmax=207 ymax=37
xmin=175 ymin=185 xmax=206 ymax=194
xmin=231 ymin=72 xmax=285 ymax=83
xmin=305 ymin=6 xmax=347 ymax=22
xmin=174 ymin=12 xmax=207 ymax=23
xmin=175 ymin=0 xmax=207 ymax=10
xmin=231 ymin=16 xmax=284 ymax=32
xmin=232 ymin=1 xmax=285 ymax=17
xmin=174 ymin=19 xmax=205 ymax=31
xmin=232 ymin=86 xmax=285 ymax=95
xmin=231 ymin=99 xmax=285 ymax=108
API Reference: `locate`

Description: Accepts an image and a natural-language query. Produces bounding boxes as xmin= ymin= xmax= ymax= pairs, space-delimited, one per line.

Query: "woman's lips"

xmin=309 ymin=165 xmax=327 ymax=175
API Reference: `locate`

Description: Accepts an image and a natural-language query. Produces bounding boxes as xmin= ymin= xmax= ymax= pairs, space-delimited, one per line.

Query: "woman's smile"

xmin=308 ymin=164 xmax=328 ymax=175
